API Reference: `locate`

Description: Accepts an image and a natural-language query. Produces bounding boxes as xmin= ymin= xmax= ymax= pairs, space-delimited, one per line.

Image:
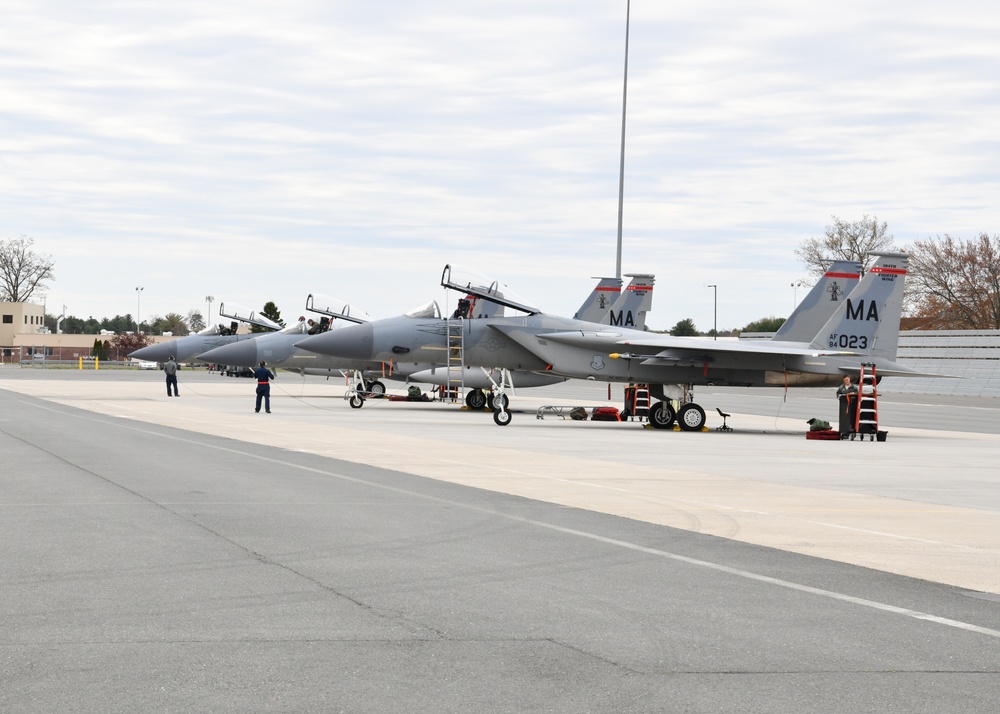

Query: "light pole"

xmin=707 ymin=285 xmax=717 ymax=340
xmin=206 ymin=295 xmax=214 ymax=325
xmin=135 ymin=286 xmax=143 ymax=334
xmin=791 ymin=280 xmax=806 ymax=309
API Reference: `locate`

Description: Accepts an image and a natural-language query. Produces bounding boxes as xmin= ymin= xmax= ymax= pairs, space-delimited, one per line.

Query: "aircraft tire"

xmin=487 ymin=393 xmax=509 ymax=411
xmin=649 ymin=401 xmax=676 ymax=429
xmin=367 ymin=380 xmax=386 ymax=396
xmin=466 ymin=389 xmax=487 ymax=410
xmin=677 ymin=403 xmax=707 ymax=431
xmin=493 ymin=408 xmax=512 ymax=426
xmin=349 ymin=395 xmax=365 ymax=409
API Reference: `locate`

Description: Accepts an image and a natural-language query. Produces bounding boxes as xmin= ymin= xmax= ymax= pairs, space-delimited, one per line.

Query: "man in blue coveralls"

xmin=254 ymin=360 xmax=275 ymax=413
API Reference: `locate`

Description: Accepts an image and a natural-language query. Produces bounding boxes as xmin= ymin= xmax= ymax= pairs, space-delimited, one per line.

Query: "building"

xmin=1 ymin=301 xmax=176 ymax=364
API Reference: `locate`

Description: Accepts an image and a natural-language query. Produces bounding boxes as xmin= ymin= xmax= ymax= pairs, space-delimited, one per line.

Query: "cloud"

xmin=2 ymin=1 xmax=999 ymax=332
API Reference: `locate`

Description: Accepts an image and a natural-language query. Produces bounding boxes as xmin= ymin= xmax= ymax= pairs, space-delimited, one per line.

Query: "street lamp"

xmin=791 ymin=280 xmax=807 ymax=309
xmin=135 ymin=286 xmax=143 ymax=334
xmin=206 ymin=295 xmax=214 ymax=327
xmin=707 ymin=284 xmax=717 ymax=340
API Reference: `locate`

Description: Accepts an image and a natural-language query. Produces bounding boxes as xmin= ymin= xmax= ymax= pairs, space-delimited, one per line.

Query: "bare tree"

xmin=795 ymin=215 xmax=898 ymax=279
xmin=0 ymin=235 xmax=55 ymax=302
xmin=907 ymin=233 xmax=1000 ymax=329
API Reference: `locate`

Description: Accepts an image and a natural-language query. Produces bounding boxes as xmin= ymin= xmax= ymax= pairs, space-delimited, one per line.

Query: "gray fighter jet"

xmin=296 ymin=254 xmax=926 ymax=427
xmin=128 ymin=302 xmax=280 ymax=364
xmin=198 ymin=296 xmax=406 ymax=395
xmin=404 ymin=273 xmax=653 ymax=397
xmin=202 ymin=277 xmax=634 ymax=408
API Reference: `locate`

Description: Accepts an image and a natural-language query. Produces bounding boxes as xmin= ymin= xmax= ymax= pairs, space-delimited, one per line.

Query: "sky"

xmin=3 ymin=1 xmax=999 ymax=333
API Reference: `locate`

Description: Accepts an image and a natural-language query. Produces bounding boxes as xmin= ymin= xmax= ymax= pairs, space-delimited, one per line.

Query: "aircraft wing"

xmin=538 ymin=330 xmax=852 ymax=358
xmin=536 ymin=330 xmax=949 ymax=377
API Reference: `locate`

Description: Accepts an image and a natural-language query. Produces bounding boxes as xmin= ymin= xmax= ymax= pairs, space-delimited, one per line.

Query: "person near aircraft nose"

xmin=163 ymin=355 xmax=179 ymax=397
xmin=254 ymin=360 xmax=276 ymax=413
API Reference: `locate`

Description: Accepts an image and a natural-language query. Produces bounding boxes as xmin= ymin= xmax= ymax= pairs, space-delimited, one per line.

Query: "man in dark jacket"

xmin=163 ymin=356 xmax=179 ymax=397
xmin=254 ymin=360 xmax=276 ymax=413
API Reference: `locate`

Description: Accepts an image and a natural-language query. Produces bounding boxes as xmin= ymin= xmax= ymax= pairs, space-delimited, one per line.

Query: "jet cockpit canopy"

xmin=441 ymin=264 xmax=540 ymax=316
xmin=218 ymin=302 xmax=282 ymax=331
xmin=404 ymin=301 xmax=442 ymax=319
xmin=305 ymin=294 xmax=371 ymax=324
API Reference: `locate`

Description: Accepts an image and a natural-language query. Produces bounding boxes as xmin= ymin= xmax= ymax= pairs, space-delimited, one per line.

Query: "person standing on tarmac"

xmin=836 ymin=374 xmax=858 ymax=433
xmin=163 ymin=355 xmax=179 ymax=397
xmin=254 ymin=360 xmax=276 ymax=413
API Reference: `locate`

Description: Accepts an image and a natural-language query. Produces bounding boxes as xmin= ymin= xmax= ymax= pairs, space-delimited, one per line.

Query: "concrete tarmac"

xmin=2 ymin=369 xmax=999 ymax=712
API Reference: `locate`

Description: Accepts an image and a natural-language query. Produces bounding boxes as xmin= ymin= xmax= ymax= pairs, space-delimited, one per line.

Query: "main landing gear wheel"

xmin=493 ymin=409 xmax=512 ymax=426
xmin=676 ymin=403 xmax=707 ymax=431
xmin=487 ymin=393 xmax=509 ymax=411
xmin=466 ymin=389 xmax=487 ymax=410
xmin=366 ymin=380 xmax=386 ymax=396
xmin=349 ymin=394 xmax=365 ymax=409
xmin=648 ymin=401 xmax=676 ymax=429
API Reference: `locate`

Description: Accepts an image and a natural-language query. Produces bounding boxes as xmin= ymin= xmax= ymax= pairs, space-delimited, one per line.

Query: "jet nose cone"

xmin=198 ymin=339 xmax=258 ymax=367
xmin=129 ymin=344 xmax=170 ymax=361
xmin=296 ymin=323 xmax=374 ymax=360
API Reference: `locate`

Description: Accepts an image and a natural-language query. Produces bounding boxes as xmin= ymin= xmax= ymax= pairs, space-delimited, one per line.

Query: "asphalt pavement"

xmin=2 ymin=369 xmax=999 ymax=712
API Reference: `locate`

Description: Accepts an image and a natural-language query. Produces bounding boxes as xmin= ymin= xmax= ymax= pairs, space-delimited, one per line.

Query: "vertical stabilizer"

xmin=809 ymin=253 xmax=909 ymax=359
xmin=774 ymin=261 xmax=862 ymax=341
xmin=574 ymin=277 xmax=622 ymax=323
xmin=601 ymin=273 xmax=654 ymax=329
xmin=466 ymin=295 xmax=505 ymax=318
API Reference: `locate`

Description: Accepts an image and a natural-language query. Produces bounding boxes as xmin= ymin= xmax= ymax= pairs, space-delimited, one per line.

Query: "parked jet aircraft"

xmin=199 ymin=286 xmax=512 ymax=396
xmin=198 ymin=297 xmax=401 ymax=393
xmin=405 ymin=273 xmax=653 ymax=393
xmin=205 ymin=277 xmax=633 ymax=408
xmin=128 ymin=302 xmax=280 ymax=363
xmin=296 ymin=254 xmax=924 ymax=428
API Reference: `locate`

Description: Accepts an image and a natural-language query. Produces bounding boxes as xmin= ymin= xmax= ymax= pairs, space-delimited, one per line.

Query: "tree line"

xmin=5 ymin=226 xmax=1000 ymax=335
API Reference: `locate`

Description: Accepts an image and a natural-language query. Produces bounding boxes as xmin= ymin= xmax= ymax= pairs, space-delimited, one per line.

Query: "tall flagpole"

xmin=615 ymin=0 xmax=631 ymax=281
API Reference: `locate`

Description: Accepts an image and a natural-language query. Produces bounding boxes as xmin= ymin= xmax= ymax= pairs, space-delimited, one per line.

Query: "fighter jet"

xmin=198 ymin=285 xmax=516 ymax=404
xmin=293 ymin=266 xmax=651 ymax=410
xmin=296 ymin=254 xmax=925 ymax=427
xmin=127 ymin=302 xmax=281 ymax=364
xmin=404 ymin=273 xmax=653 ymax=398
xmin=197 ymin=296 xmax=400 ymax=394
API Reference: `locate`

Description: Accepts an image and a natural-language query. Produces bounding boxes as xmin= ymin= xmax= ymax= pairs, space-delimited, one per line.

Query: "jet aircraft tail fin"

xmin=773 ymin=261 xmax=862 ymax=341
xmin=808 ymin=252 xmax=909 ymax=359
xmin=602 ymin=273 xmax=654 ymax=329
xmin=573 ymin=277 xmax=622 ymax=323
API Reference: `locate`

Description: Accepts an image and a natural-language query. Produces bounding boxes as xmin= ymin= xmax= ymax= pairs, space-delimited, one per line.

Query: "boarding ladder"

xmin=444 ymin=317 xmax=465 ymax=403
xmin=624 ymin=384 xmax=651 ymax=421
xmin=853 ymin=363 xmax=879 ymax=441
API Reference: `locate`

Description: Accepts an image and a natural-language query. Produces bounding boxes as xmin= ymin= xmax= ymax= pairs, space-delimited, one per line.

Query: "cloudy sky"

xmin=3 ymin=1 xmax=999 ymax=332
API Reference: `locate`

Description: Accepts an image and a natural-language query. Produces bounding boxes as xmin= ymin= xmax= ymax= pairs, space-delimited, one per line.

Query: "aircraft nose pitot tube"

xmin=295 ymin=322 xmax=374 ymax=361
xmin=198 ymin=339 xmax=259 ymax=368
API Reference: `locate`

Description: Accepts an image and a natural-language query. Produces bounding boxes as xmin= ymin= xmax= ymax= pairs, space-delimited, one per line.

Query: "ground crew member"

xmin=163 ymin=355 xmax=179 ymax=397
xmin=836 ymin=375 xmax=857 ymax=434
xmin=254 ymin=360 xmax=275 ymax=413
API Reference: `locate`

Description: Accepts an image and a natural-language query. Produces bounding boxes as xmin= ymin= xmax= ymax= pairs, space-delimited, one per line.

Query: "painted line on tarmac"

xmin=23 ymin=398 xmax=1000 ymax=642
xmin=675 ymin=497 xmax=986 ymax=551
